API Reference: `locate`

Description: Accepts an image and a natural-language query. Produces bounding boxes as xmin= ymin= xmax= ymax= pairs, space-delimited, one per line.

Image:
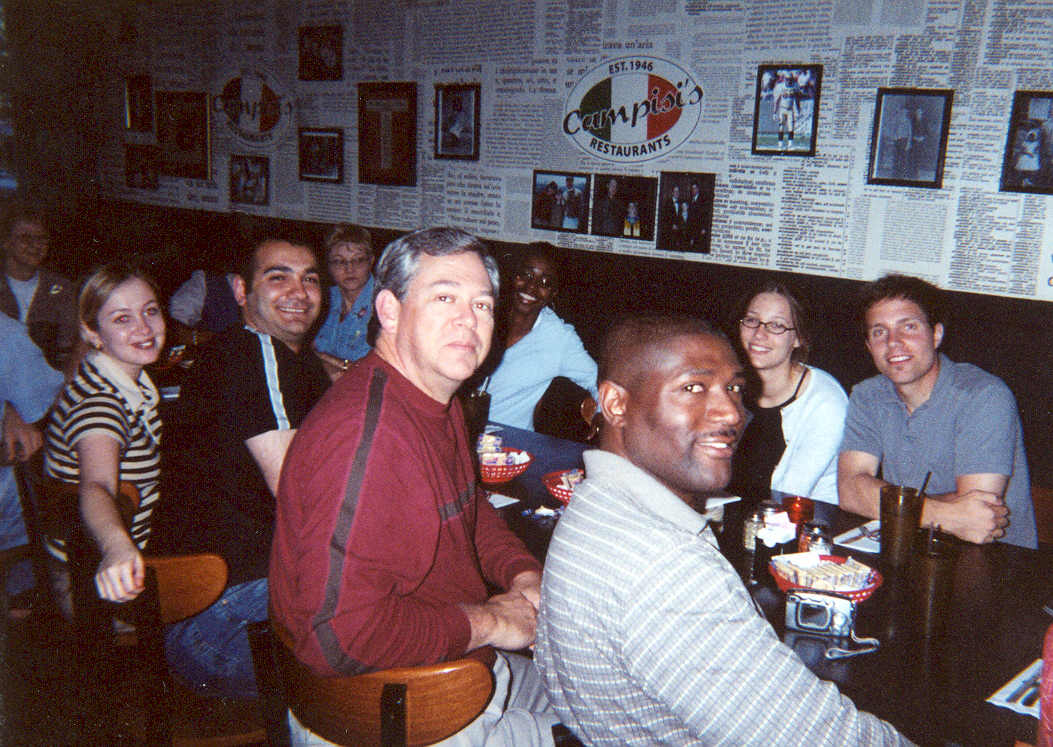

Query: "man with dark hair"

xmin=154 ymin=237 xmax=328 ymax=698
xmin=839 ymin=274 xmax=1036 ymax=548
xmin=0 ymin=205 xmax=77 ymax=371
xmin=536 ymin=313 xmax=907 ymax=744
xmin=271 ymin=227 xmax=557 ymax=744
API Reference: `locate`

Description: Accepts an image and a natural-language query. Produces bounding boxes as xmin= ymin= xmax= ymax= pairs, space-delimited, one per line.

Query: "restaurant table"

xmin=487 ymin=428 xmax=1053 ymax=746
xmin=479 ymin=422 xmax=587 ymax=561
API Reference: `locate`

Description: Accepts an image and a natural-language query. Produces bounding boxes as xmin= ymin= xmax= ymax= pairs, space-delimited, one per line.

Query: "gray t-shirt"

xmin=841 ymin=354 xmax=1036 ymax=549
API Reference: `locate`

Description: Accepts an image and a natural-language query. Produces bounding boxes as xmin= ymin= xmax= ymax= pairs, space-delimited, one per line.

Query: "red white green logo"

xmin=563 ymin=56 xmax=703 ymax=163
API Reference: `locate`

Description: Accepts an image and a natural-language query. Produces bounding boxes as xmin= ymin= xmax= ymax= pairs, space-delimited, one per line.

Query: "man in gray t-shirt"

xmin=838 ymin=274 xmax=1036 ymax=548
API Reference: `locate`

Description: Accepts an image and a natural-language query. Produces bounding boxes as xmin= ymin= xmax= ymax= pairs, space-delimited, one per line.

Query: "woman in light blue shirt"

xmin=484 ymin=244 xmax=597 ymax=430
xmin=313 ymin=225 xmax=375 ymax=380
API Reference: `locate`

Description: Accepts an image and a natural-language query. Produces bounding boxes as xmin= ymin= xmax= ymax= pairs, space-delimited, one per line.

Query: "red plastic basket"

xmin=769 ymin=554 xmax=883 ymax=603
xmin=479 ymin=448 xmax=532 ymax=484
xmin=543 ymin=470 xmax=579 ymax=505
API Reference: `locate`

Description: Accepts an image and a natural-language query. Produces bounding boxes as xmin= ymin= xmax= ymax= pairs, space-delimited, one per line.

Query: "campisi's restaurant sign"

xmin=214 ymin=69 xmax=294 ymax=147
xmin=563 ymin=56 xmax=703 ymax=163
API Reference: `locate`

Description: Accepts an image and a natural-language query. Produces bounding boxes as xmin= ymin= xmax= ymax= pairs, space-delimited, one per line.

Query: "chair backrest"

xmin=37 ymin=476 xmax=142 ymax=539
xmin=533 ymin=376 xmax=599 ymax=443
xmin=257 ymin=620 xmax=494 ymax=746
xmin=142 ymin=553 xmax=228 ymax=624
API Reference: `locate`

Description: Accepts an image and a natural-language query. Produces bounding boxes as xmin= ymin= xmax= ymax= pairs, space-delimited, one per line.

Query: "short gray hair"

xmin=373 ymin=227 xmax=499 ymax=302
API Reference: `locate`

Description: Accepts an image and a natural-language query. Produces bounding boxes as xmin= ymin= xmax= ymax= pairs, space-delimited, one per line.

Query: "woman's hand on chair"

xmin=95 ymin=540 xmax=145 ymax=603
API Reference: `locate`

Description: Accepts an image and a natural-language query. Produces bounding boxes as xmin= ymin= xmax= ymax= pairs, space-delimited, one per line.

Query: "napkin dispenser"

xmin=785 ymin=589 xmax=856 ymax=637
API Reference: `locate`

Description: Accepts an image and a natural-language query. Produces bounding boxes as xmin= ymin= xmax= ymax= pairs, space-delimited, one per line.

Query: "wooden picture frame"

xmin=299 ymin=128 xmax=344 ymax=183
xmin=358 ymin=82 xmax=417 ymax=186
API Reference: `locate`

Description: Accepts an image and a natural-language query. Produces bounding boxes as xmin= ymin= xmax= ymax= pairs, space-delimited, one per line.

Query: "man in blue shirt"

xmin=0 ymin=314 xmax=63 ymax=595
xmin=838 ymin=274 xmax=1036 ymax=548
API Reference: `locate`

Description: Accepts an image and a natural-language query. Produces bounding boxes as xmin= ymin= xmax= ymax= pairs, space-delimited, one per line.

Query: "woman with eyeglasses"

xmin=482 ymin=243 xmax=597 ymax=431
xmin=313 ymin=224 xmax=375 ymax=380
xmin=729 ymin=282 xmax=847 ymax=506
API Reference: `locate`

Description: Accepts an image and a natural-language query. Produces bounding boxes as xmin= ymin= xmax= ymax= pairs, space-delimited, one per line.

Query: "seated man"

xmin=0 ymin=205 xmax=77 ymax=372
xmin=838 ymin=274 xmax=1036 ymax=548
xmin=153 ymin=237 xmax=328 ymax=698
xmin=271 ymin=227 xmax=557 ymax=745
xmin=0 ymin=314 xmax=63 ymax=598
xmin=535 ymin=313 xmax=907 ymax=744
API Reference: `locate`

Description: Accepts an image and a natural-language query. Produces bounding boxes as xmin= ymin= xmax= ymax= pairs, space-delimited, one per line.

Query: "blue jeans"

xmin=164 ymin=577 xmax=268 ymax=699
xmin=0 ymin=465 xmax=32 ymax=596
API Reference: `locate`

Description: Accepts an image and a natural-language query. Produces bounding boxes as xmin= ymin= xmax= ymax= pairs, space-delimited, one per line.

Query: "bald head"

xmin=599 ymin=313 xmax=726 ymax=392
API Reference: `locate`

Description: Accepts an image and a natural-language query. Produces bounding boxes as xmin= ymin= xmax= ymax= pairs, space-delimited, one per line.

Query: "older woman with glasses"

xmin=482 ymin=243 xmax=597 ymax=431
xmin=313 ymin=224 xmax=375 ymax=379
xmin=729 ymin=282 xmax=847 ymax=507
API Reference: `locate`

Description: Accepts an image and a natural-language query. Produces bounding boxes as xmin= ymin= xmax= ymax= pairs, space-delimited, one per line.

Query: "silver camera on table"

xmin=785 ymin=589 xmax=856 ymax=637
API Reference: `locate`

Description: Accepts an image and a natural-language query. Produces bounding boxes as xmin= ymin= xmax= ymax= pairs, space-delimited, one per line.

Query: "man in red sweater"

xmin=271 ymin=227 xmax=557 ymax=745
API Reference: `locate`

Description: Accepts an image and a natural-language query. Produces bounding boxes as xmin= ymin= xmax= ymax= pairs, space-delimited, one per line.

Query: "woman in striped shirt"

xmin=44 ymin=264 xmax=165 ymax=616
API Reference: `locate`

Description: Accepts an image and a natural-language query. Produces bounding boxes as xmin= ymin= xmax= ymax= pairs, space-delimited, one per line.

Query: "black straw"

xmin=918 ymin=471 xmax=932 ymax=498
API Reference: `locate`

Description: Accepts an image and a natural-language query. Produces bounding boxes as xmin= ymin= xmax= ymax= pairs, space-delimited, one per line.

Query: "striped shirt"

xmin=535 ymin=449 xmax=910 ymax=746
xmin=44 ymin=352 xmax=161 ymax=561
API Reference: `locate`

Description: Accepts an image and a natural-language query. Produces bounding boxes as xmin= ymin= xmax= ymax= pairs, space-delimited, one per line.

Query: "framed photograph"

xmin=1000 ymin=91 xmax=1053 ymax=194
xmin=752 ymin=64 xmax=822 ymax=156
xmin=358 ymin=82 xmax=417 ymax=186
xmin=867 ymin=88 xmax=953 ymax=188
xmin=656 ymin=172 xmax=716 ymax=254
xmin=435 ymin=84 xmax=480 ymax=160
xmin=124 ymin=144 xmax=158 ymax=189
xmin=299 ymin=128 xmax=344 ymax=183
xmin=156 ymin=91 xmax=210 ymax=180
xmin=229 ymin=154 xmax=269 ymax=206
xmin=299 ymin=25 xmax=343 ymax=81
xmin=531 ymin=171 xmax=590 ymax=233
xmin=124 ymin=75 xmax=153 ymax=132
xmin=591 ymin=174 xmax=658 ymax=241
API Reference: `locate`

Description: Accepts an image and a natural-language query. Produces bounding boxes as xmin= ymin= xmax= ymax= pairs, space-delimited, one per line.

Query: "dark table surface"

xmin=485 ymin=426 xmax=1052 ymax=747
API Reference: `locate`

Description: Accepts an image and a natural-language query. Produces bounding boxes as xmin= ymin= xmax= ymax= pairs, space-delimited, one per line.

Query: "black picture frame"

xmin=124 ymin=75 xmax=153 ymax=132
xmin=299 ymin=128 xmax=344 ymax=183
xmin=867 ymin=87 xmax=953 ymax=188
xmin=156 ymin=91 xmax=211 ymax=180
xmin=299 ymin=25 xmax=343 ymax=81
xmin=656 ymin=172 xmax=716 ymax=254
xmin=590 ymin=174 xmax=658 ymax=241
xmin=751 ymin=64 xmax=822 ymax=157
xmin=229 ymin=154 xmax=269 ymax=206
xmin=434 ymin=83 xmax=480 ymax=160
xmin=1000 ymin=91 xmax=1053 ymax=194
xmin=358 ymin=82 xmax=417 ymax=186
xmin=531 ymin=171 xmax=590 ymax=234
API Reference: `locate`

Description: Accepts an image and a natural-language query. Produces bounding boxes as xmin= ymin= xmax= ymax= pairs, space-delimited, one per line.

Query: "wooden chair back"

xmin=251 ymin=620 xmax=494 ymax=746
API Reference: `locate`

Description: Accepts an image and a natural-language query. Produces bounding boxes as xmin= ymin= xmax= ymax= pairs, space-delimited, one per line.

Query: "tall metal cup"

xmin=879 ymin=485 xmax=924 ymax=571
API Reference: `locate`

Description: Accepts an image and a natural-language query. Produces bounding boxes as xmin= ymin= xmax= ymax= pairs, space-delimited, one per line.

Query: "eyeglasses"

xmin=739 ymin=317 xmax=795 ymax=335
xmin=329 ymin=256 xmax=371 ymax=270
xmin=515 ymin=270 xmax=556 ymax=290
